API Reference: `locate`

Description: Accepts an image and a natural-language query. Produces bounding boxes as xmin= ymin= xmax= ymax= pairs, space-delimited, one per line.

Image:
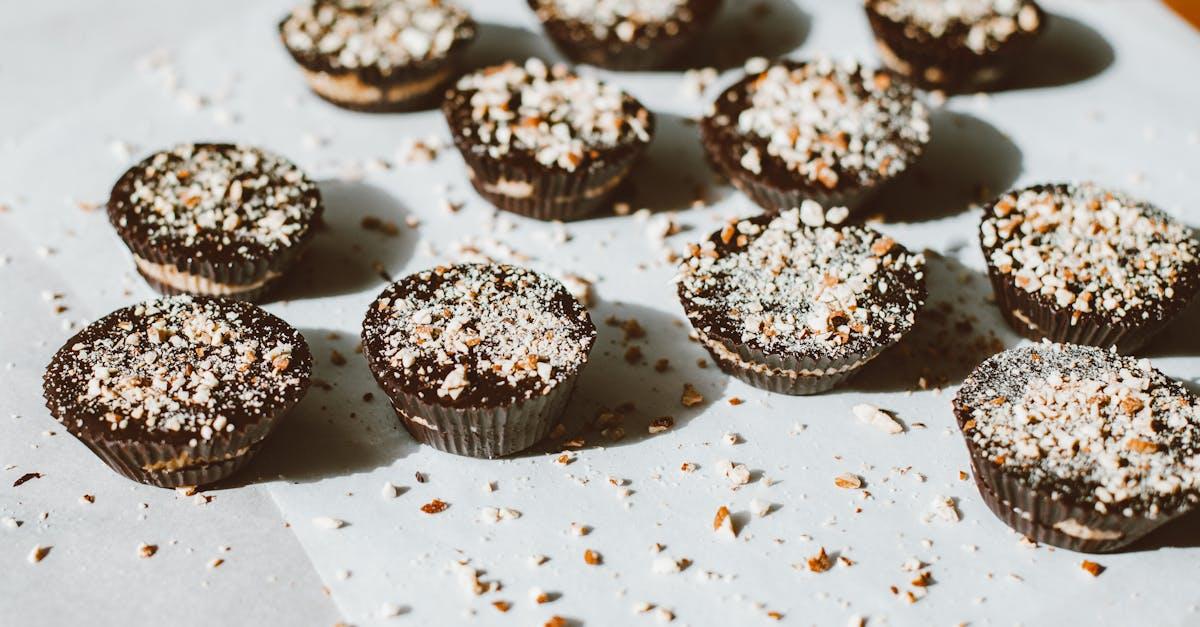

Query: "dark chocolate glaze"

xmin=699 ymin=60 xmax=926 ymax=200
xmin=677 ymin=213 xmax=926 ymax=363
xmin=43 ymin=296 xmax=312 ymax=447
xmin=106 ymin=143 xmax=322 ymax=282
xmin=361 ymin=263 xmax=597 ymax=409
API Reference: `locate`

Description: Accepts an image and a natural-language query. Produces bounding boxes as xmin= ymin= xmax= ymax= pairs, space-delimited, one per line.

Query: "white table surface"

xmin=3 ymin=1 xmax=1200 ymax=625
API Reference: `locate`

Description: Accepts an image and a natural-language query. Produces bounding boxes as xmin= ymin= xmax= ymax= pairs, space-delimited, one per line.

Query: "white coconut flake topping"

xmin=958 ymin=343 xmax=1200 ymax=515
xmin=981 ymin=183 xmax=1200 ymax=323
xmin=533 ymin=0 xmax=691 ymax=39
xmin=452 ymin=59 xmax=652 ymax=172
xmin=729 ymin=58 xmax=929 ymax=189
xmin=281 ymin=0 xmax=474 ymax=71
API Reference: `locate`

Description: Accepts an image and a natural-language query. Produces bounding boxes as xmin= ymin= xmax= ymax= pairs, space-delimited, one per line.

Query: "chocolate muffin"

xmin=279 ymin=0 xmax=476 ymax=111
xmin=528 ymin=0 xmax=723 ymax=70
xmin=865 ymin=0 xmax=1045 ymax=92
xmin=954 ymin=342 xmax=1200 ymax=552
xmin=700 ymin=58 xmax=930 ymax=214
xmin=676 ymin=202 xmax=926 ymax=395
xmin=107 ymin=143 xmax=323 ymax=302
xmin=43 ymin=296 xmax=312 ymax=488
xmin=362 ymin=263 xmax=597 ymax=458
xmin=980 ymin=183 xmax=1200 ymax=353
xmin=443 ymin=59 xmax=654 ymax=221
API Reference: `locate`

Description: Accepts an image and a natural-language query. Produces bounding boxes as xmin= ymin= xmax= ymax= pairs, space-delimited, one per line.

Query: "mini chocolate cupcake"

xmin=443 ymin=59 xmax=654 ymax=221
xmin=279 ymin=0 xmax=476 ymax=111
xmin=362 ymin=263 xmax=597 ymax=458
xmin=528 ymin=0 xmax=723 ymax=70
xmin=954 ymin=342 xmax=1200 ymax=552
xmin=107 ymin=143 xmax=323 ymax=302
xmin=700 ymin=57 xmax=930 ymax=214
xmin=865 ymin=0 xmax=1044 ymax=92
xmin=43 ymin=296 xmax=312 ymax=488
xmin=676 ymin=202 xmax=926 ymax=395
xmin=980 ymin=183 xmax=1200 ymax=353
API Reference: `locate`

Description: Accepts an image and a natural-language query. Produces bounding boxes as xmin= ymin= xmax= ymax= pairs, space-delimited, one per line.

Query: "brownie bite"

xmin=955 ymin=342 xmax=1200 ymax=552
xmin=676 ymin=202 xmax=926 ymax=395
xmin=42 ymin=296 xmax=312 ymax=488
xmin=528 ymin=0 xmax=723 ymax=70
xmin=362 ymin=263 xmax=597 ymax=458
xmin=980 ymin=183 xmax=1200 ymax=353
xmin=700 ymin=58 xmax=930 ymax=214
xmin=279 ymin=0 xmax=476 ymax=111
xmin=443 ymin=59 xmax=654 ymax=220
xmin=865 ymin=0 xmax=1044 ymax=92
xmin=107 ymin=143 xmax=323 ymax=302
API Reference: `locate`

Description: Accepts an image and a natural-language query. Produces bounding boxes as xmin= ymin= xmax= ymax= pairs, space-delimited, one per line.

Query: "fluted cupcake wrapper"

xmin=954 ymin=403 xmax=1186 ymax=553
xmin=65 ymin=416 xmax=279 ymax=489
xmin=381 ymin=377 xmax=579 ymax=459
xmin=699 ymin=332 xmax=887 ymax=396
xmin=119 ymin=226 xmax=314 ymax=304
xmin=457 ymin=149 xmax=641 ymax=222
xmin=865 ymin=5 xmax=1044 ymax=93
xmin=985 ymin=267 xmax=1170 ymax=354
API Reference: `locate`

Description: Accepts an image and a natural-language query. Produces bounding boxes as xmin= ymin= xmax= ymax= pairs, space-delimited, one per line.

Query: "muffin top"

xmin=279 ymin=0 xmax=475 ymax=76
xmin=704 ymin=58 xmax=929 ymax=193
xmin=43 ymin=296 xmax=312 ymax=444
xmin=362 ymin=264 xmax=597 ymax=407
xmin=530 ymin=0 xmax=698 ymax=39
xmin=980 ymin=183 xmax=1200 ymax=325
xmin=956 ymin=342 xmax=1200 ymax=516
xmin=867 ymin=0 xmax=1042 ymax=53
xmin=107 ymin=143 xmax=322 ymax=266
xmin=444 ymin=59 xmax=653 ymax=173
xmin=677 ymin=202 xmax=926 ymax=361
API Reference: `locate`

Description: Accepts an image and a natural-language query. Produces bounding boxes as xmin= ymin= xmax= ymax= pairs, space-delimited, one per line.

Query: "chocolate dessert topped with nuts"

xmin=701 ymin=57 xmax=930 ymax=213
xmin=955 ymin=342 xmax=1200 ymax=552
xmin=43 ymin=295 xmax=312 ymax=487
xmin=107 ymin=143 xmax=323 ymax=302
xmin=443 ymin=59 xmax=654 ymax=220
xmin=528 ymin=0 xmax=723 ymax=70
xmin=362 ymin=263 xmax=597 ymax=457
xmin=279 ymin=0 xmax=476 ymax=111
xmin=865 ymin=0 xmax=1045 ymax=91
xmin=677 ymin=201 xmax=926 ymax=394
xmin=980 ymin=183 xmax=1200 ymax=352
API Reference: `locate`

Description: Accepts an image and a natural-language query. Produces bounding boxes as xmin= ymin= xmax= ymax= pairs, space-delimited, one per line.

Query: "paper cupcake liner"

xmin=700 ymin=127 xmax=881 ymax=214
xmin=456 ymin=148 xmax=641 ymax=221
xmin=698 ymin=332 xmax=887 ymax=395
xmin=371 ymin=367 xmax=581 ymax=458
xmin=953 ymin=401 xmax=1184 ymax=553
xmin=985 ymin=267 xmax=1169 ymax=353
xmin=865 ymin=5 xmax=1044 ymax=92
xmin=67 ymin=417 xmax=279 ymax=488
xmin=117 ymin=225 xmax=315 ymax=304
